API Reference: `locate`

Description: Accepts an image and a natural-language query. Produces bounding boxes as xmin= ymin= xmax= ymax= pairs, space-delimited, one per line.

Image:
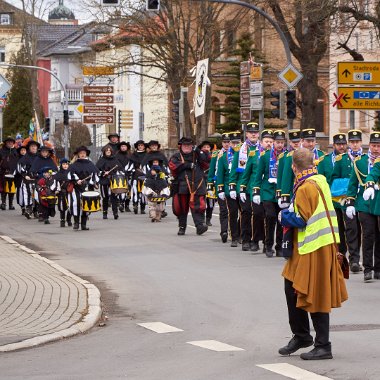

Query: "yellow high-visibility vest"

xmin=294 ymin=174 xmax=340 ymax=255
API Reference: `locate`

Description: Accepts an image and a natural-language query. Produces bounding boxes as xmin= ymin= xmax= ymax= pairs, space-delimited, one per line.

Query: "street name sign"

xmin=336 ymin=87 xmax=380 ymax=109
xmin=0 ymin=74 xmax=11 ymax=98
xmin=83 ymin=115 xmax=114 ymax=124
xmin=278 ymin=64 xmax=303 ymax=89
xmin=83 ymin=95 xmax=114 ymax=104
xmin=84 ymin=105 xmax=114 ymax=114
xmin=82 ymin=66 xmax=115 ymax=76
xmin=83 ymin=86 xmax=114 ymax=94
xmin=338 ymin=62 xmax=380 ymax=85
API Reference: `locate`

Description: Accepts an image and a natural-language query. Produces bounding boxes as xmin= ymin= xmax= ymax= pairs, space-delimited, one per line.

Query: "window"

xmin=0 ymin=14 xmax=11 ymax=25
xmin=0 ymin=47 xmax=5 ymax=63
xmin=225 ymin=21 xmax=236 ymax=55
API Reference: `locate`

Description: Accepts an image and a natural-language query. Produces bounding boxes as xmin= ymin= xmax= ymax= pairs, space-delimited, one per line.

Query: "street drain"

xmin=330 ymin=324 xmax=380 ymax=331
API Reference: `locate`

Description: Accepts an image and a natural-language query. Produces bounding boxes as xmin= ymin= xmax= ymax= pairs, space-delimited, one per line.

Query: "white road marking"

xmin=187 ymin=340 xmax=245 ymax=352
xmin=257 ymin=363 xmax=333 ymax=379
xmin=137 ymin=322 xmax=184 ymax=333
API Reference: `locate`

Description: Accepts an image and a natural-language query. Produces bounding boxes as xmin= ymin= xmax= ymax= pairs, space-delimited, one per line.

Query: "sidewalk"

xmin=0 ymin=236 xmax=101 ymax=352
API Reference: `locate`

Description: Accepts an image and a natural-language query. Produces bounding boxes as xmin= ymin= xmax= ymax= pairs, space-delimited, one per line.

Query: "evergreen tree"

xmin=3 ymin=46 xmax=34 ymax=138
xmin=213 ymin=32 xmax=261 ymax=133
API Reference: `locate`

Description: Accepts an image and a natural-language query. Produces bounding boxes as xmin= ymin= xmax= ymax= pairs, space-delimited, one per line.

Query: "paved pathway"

xmin=0 ymin=236 xmax=101 ymax=351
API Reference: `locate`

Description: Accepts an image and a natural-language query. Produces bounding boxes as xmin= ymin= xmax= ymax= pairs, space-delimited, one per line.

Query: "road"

xmin=0 ymin=207 xmax=379 ymax=380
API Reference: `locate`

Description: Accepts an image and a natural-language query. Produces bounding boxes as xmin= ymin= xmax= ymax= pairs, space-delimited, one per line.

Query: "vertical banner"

xmin=194 ymin=58 xmax=209 ymax=118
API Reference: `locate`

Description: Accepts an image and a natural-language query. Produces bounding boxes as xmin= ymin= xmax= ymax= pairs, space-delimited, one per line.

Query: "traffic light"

xmin=63 ymin=110 xmax=69 ymax=125
xmin=270 ymin=90 xmax=285 ymax=119
xmin=146 ymin=0 xmax=160 ymax=11
xmin=172 ymin=99 xmax=180 ymax=124
xmin=286 ymin=90 xmax=297 ymax=119
xmin=101 ymin=0 xmax=120 ymax=5
xmin=45 ymin=117 xmax=50 ymax=132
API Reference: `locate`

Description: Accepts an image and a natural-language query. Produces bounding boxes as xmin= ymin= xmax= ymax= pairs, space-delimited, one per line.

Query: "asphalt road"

xmin=0 ymin=207 xmax=379 ymax=380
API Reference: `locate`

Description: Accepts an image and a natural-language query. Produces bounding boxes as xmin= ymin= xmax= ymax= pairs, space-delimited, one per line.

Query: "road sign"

xmin=83 ymin=95 xmax=114 ymax=104
xmin=240 ymin=61 xmax=250 ymax=76
xmin=82 ymin=66 xmax=115 ymax=76
xmin=83 ymin=86 xmax=114 ymax=94
xmin=336 ymin=87 xmax=380 ymax=109
xmin=278 ymin=64 xmax=303 ymax=89
xmin=250 ymin=96 xmax=264 ymax=111
xmin=76 ymin=103 xmax=83 ymax=114
xmin=240 ymin=107 xmax=251 ymax=122
xmin=240 ymin=76 xmax=250 ymax=91
xmin=84 ymin=105 xmax=114 ymax=115
xmin=83 ymin=115 xmax=114 ymax=124
xmin=0 ymin=74 xmax=11 ymax=98
xmin=338 ymin=62 xmax=380 ymax=85
xmin=250 ymin=81 xmax=263 ymax=96
xmin=250 ymin=65 xmax=263 ymax=81
xmin=240 ymin=91 xmax=250 ymax=107
xmin=0 ymin=98 xmax=6 ymax=108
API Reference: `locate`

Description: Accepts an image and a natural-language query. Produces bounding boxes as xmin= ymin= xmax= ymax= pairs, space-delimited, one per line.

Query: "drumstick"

xmin=105 ymin=165 xmax=118 ymax=176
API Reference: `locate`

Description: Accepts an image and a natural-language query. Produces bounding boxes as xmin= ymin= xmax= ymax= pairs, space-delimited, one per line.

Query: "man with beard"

xmin=0 ymin=136 xmax=19 ymax=210
xmin=115 ymin=141 xmax=132 ymax=213
xmin=169 ymin=137 xmax=209 ymax=235
xmin=103 ymin=133 xmax=120 ymax=154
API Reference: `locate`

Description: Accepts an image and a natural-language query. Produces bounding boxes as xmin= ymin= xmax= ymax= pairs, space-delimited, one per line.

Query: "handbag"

xmin=312 ymin=181 xmax=350 ymax=279
xmin=330 ymin=178 xmax=350 ymax=197
xmin=282 ymin=226 xmax=294 ymax=258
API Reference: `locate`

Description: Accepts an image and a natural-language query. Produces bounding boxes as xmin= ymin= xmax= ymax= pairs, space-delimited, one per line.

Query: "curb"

xmin=0 ymin=235 xmax=102 ymax=352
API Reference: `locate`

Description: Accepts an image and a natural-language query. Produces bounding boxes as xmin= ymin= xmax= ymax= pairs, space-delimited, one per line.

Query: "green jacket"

xmin=216 ymin=150 xmax=231 ymax=197
xmin=240 ymin=150 xmax=260 ymax=200
xmin=253 ymin=149 xmax=277 ymax=202
xmin=318 ymin=152 xmax=340 ymax=209
xmin=207 ymin=150 xmax=219 ymax=188
xmin=229 ymin=143 xmax=257 ymax=194
xmin=280 ymin=149 xmax=325 ymax=202
xmin=346 ymin=154 xmax=376 ymax=214
xmin=363 ymin=158 xmax=380 ymax=215
xmin=276 ymin=151 xmax=288 ymax=198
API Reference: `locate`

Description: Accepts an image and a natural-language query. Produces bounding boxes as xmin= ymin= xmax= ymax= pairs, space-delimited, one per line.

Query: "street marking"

xmin=187 ymin=340 xmax=244 ymax=352
xmin=257 ymin=363 xmax=333 ymax=379
xmin=137 ymin=322 xmax=183 ymax=334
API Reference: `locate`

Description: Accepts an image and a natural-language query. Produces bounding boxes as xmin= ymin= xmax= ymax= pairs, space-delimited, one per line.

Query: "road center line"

xmin=187 ymin=340 xmax=245 ymax=352
xmin=257 ymin=363 xmax=333 ymax=379
xmin=137 ymin=322 xmax=184 ymax=333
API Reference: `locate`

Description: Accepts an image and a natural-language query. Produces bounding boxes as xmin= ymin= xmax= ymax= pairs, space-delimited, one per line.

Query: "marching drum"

xmin=41 ymin=195 xmax=57 ymax=207
xmin=81 ymin=191 xmax=101 ymax=212
xmin=4 ymin=174 xmax=16 ymax=194
xmin=110 ymin=173 xmax=128 ymax=194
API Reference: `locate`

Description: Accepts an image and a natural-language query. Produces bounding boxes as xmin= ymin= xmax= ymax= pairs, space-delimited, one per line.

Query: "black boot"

xmin=206 ymin=217 xmax=212 ymax=226
xmin=140 ymin=205 xmax=146 ymax=214
xmin=0 ymin=203 xmax=5 ymax=210
xmin=119 ymin=203 xmax=125 ymax=213
xmin=25 ymin=206 xmax=32 ymax=219
xmin=8 ymin=195 xmax=15 ymax=210
xmin=81 ymin=215 xmax=89 ymax=230
xmin=73 ymin=216 xmax=80 ymax=230
xmin=1 ymin=194 xmax=6 ymax=210
xmin=44 ymin=219 xmax=50 ymax=225
xmin=67 ymin=212 xmax=72 ymax=227
xmin=133 ymin=204 xmax=138 ymax=214
xmin=21 ymin=208 xmax=25 ymax=215
xmin=60 ymin=212 xmax=66 ymax=227
xmin=103 ymin=211 xmax=108 ymax=220
xmin=125 ymin=200 xmax=131 ymax=212
xmin=300 ymin=345 xmax=333 ymax=360
xmin=178 ymin=226 xmax=186 ymax=235
xmin=196 ymin=224 xmax=208 ymax=235
xmin=278 ymin=336 xmax=314 ymax=356
xmin=113 ymin=212 xmax=119 ymax=220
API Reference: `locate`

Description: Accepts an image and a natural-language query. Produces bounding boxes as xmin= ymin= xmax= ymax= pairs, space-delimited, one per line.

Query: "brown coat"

xmin=282 ymin=181 xmax=348 ymax=313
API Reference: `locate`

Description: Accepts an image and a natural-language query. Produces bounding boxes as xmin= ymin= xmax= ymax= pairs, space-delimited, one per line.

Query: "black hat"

xmin=370 ymin=132 xmax=380 ymax=143
xmin=246 ymin=122 xmax=259 ymax=132
xmin=17 ymin=145 xmax=27 ymax=154
xmin=229 ymin=132 xmax=241 ymax=142
xmin=74 ymin=145 xmax=91 ymax=156
xmin=108 ymin=133 xmax=120 ymax=140
xmin=3 ymin=136 xmax=15 ymax=144
xmin=178 ymin=137 xmax=193 ymax=145
xmin=198 ymin=140 xmax=213 ymax=150
xmin=118 ymin=141 xmax=131 ymax=149
xmin=274 ymin=130 xmax=286 ymax=140
xmin=26 ymin=140 xmax=41 ymax=149
xmin=221 ymin=133 xmax=230 ymax=142
xmin=40 ymin=145 xmax=53 ymax=152
xmin=261 ymin=129 xmax=274 ymax=140
xmin=301 ymin=129 xmax=316 ymax=139
xmin=288 ymin=129 xmax=301 ymax=142
xmin=347 ymin=129 xmax=362 ymax=141
xmin=333 ymin=133 xmax=347 ymax=144
xmin=148 ymin=140 xmax=161 ymax=149
xmin=60 ymin=158 xmax=70 ymax=165
xmin=134 ymin=140 xmax=146 ymax=149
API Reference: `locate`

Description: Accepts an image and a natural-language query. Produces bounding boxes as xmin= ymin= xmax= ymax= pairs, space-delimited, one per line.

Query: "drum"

xmin=110 ymin=173 xmax=128 ymax=194
xmin=4 ymin=174 xmax=16 ymax=194
xmin=81 ymin=191 xmax=101 ymax=213
xmin=41 ymin=195 xmax=57 ymax=207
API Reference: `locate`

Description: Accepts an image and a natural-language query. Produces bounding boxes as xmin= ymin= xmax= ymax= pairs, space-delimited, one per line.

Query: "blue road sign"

xmin=0 ymin=74 xmax=11 ymax=98
xmin=354 ymin=91 xmax=380 ymax=99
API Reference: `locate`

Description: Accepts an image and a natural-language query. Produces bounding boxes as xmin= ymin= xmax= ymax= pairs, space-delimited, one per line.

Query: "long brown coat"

xmin=282 ymin=180 xmax=348 ymax=313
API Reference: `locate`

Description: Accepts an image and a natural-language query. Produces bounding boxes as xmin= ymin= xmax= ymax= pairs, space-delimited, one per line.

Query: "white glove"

xmin=218 ymin=192 xmax=226 ymax=200
xmin=230 ymin=190 xmax=237 ymax=199
xmin=207 ymin=190 xmax=214 ymax=197
xmin=240 ymin=192 xmax=246 ymax=202
xmin=363 ymin=187 xmax=375 ymax=201
xmin=253 ymin=195 xmax=261 ymax=205
xmin=278 ymin=211 xmax=282 ymax=223
xmin=346 ymin=206 xmax=356 ymax=219
xmin=280 ymin=202 xmax=290 ymax=209
xmin=288 ymin=203 xmax=294 ymax=213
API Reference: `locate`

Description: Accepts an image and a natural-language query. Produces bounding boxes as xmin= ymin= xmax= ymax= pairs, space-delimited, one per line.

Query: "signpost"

xmin=336 ymin=87 xmax=380 ymax=110
xmin=337 ymin=62 xmax=380 ymax=85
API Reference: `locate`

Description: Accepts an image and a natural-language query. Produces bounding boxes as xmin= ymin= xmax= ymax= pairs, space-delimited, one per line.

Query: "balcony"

xmin=66 ymin=84 xmax=82 ymax=103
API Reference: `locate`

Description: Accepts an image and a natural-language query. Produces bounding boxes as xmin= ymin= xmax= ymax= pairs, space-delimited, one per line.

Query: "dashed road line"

xmin=187 ymin=340 xmax=245 ymax=352
xmin=256 ymin=363 xmax=333 ymax=379
xmin=137 ymin=322 xmax=184 ymax=333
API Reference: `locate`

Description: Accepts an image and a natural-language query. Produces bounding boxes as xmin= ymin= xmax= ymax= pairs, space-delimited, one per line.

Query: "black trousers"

xmin=335 ymin=208 xmax=347 ymax=254
xmin=285 ymin=279 xmax=330 ymax=347
xmin=358 ymin=212 xmax=380 ymax=273
xmin=239 ymin=197 xmax=252 ymax=243
xmin=218 ymin=197 xmax=229 ymax=235
xmin=252 ymin=202 xmax=265 ymax=243
xmin=343 ymin=211 xmax=361 ymax=264
xmin=226 ymin=196 xmax=240 ymax=241
xmin=262 ymin=201 xmax=282 ymax=250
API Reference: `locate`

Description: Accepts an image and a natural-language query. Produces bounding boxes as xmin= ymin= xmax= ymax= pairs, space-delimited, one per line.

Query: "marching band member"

xmin=67 ymin=146 xmax=99 ymax=231
xmin=15 ymin=144 xmax=27 ymax=214
xmin=115 ymin=141 xmax=132 ymax=213
xmin=331 ymin=131 xmax=362 ymax=273
xmin=55 ymin=158 xmax=72 ymax=227
xmin=96 ymin=144 xmax=124 ymax=220
xmin=347 ymin=132 xmax=380 ymax=282
xmin=104 ymin=133 xmax=120 ymax=154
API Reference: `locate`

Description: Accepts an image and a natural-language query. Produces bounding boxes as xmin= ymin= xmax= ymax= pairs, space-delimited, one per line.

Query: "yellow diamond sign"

xmin=278 ymin=64 xmax=303 ymax=89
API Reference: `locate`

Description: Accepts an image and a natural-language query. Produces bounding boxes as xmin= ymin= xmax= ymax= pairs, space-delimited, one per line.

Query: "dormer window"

xmin=0 ymin=14 xmax=11 ymax=25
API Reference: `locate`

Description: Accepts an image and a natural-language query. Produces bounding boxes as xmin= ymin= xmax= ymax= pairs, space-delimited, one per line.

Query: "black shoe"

xmin=196 ymin=224 xmax=208 ymax=235
xmin=33 ymin=211 xmax=38 ymax=218
xmin=364 ymin=272 xmax=373 ymax=282
xmin=103 ymin=212 xmax=108 ymax=220
xmin=114 ymin=214 xmax=119 ymax=220
xmin=276 ymin=249 xmax=283 ymax=257
xmin=374 ymin=272 xmax=380 ymax=280
xmin=161 ymin=210 xmax=167 ymax=218
xmin=350 ymin=262 xmax=360 ymax=273
xmin=0 ymin=203 xmax=6 ymax=210
xmin=250 ymin=242 xmax=259 ymax=252
xmin=119 ymin=205 xmax=125 ymax=213
xmin=44 ymin=219 xmax=50 ymax=224
xmin=21 ymin=208 xmax=25 ymax=215
xmin=231 ymin=240 xmax=238 ymax=247
xmin=242 ymin=242 xmax=250 ymax=251
xmin=265 ymin=247 xmax=274 ymax=258
xmin=206 ymin=218 xmax=212 ymax=226
xmin=67 ymin=220 xmax=72 ymax=227
xmin=73 ymin=223 xmax=79 ymax=230
xmin=133 ymin=206 xmax=138 ymax=215
xmin=9 ymin=205 xmax=15 ymax=210
xmin=60 ymin=220 xmax=65 ymax=227
xmin=278 ymin=336 xmax=313 ymax=356
xmin=141 ymin=209 xmax=146 ymax=215
xmin=300 ymin=346 xmax=333 ymax=360
xmin=221 ymin=232 xmax=228 ymax=243
xmin=125 ymin=206 xmax=131 ymax=212
xmin=178 ymin=227 xmax=186 ymax=235
xmin=81 ymin=225 xmax=89 ymax=231
xmin=25 ymin=211 xmax=31 ymax=220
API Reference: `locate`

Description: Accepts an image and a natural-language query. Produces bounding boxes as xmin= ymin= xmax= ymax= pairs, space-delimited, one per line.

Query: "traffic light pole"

xmin=0 ymin=63 xmax=69 ymax=158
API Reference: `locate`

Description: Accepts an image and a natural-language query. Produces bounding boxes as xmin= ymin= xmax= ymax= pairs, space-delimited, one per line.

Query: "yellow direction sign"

xmin=278 ymin=64 xmax=303 ymax=89
xmin=336 ymin=87 xmax=380 ymax=109
xmin=250 ymin=65 xmax=263 ymax=81
xmin=338 ymin=62 xmax=380 ymax=85
xmin=82 ymin=66 xmax=115 ymax=76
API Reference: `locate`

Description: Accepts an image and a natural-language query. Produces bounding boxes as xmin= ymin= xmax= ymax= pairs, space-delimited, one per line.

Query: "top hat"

xmin=370 ymin=132 xmax=380 ymax=143
xmin=74 ymin=145 xmax=91 ymax=156
xmin=333 ymin=133 xmax=347 ymax=144
xmin=246 ymin=122 xmax=259 ymax=133
xmin=229 ymin=132 xmax=242 ymax=142
xmin=274 ymin=130 xmax=286 ymax=140
xmin=347 ymin=129 xmax=362 ymax=141
xmin=301 ymin=128 xmax=316 ymax=139
xmin=108 ymin=133 xmax=120 ymax=140
xmin=288 ymin=129 xmax=301 ymax=142
xmin=261 ymin=129 xmax=274 ymax=140
xmin=178 ymin=137 xmax=193 ymax=145
xmin=221 ymin=133 xmax=230 ymax=142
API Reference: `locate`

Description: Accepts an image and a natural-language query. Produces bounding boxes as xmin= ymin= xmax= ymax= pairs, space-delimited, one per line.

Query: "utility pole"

xmin=0 ymin=63 xmax=70 ymax=158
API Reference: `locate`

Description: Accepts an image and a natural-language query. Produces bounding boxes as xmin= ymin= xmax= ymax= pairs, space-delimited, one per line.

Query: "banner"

xmin=194 ymin=58 xmax=209 ymax=118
